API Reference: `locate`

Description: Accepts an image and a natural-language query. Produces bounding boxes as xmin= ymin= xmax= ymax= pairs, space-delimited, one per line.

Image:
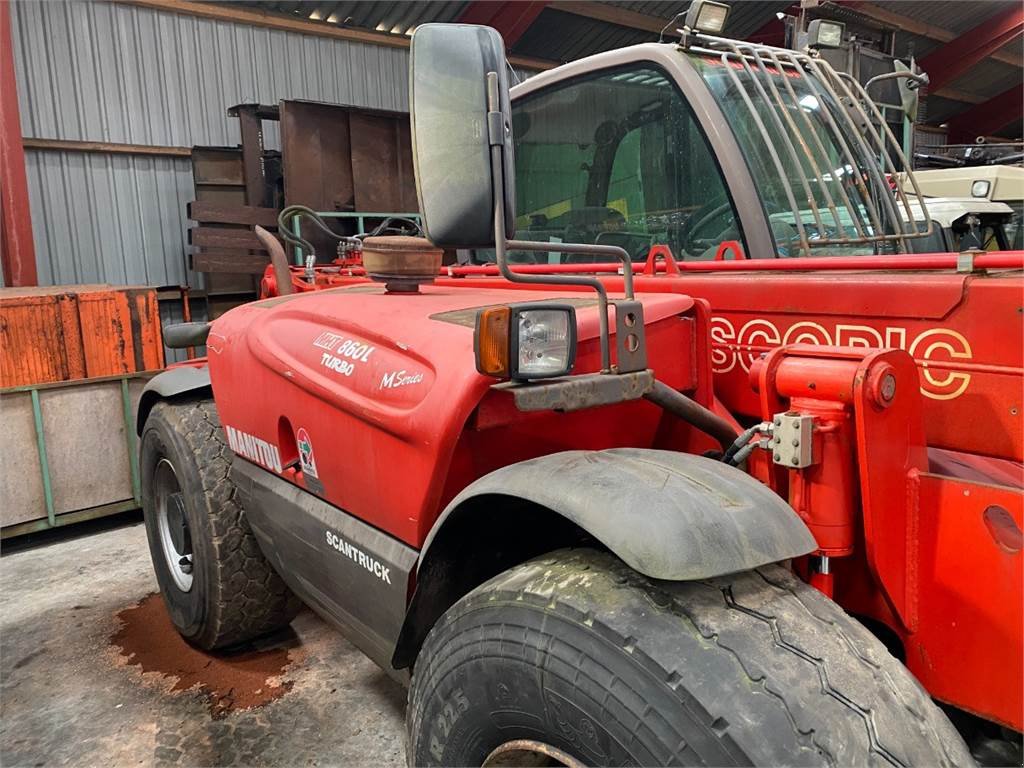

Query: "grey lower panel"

xmin=232 ymin=460 xmax=418 ymax=677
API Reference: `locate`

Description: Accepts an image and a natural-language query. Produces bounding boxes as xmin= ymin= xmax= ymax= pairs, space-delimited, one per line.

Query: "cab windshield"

xmin=474 ymin=50 xmax=924 ymax=266
xmin=687 ymin=53 xmax=911 ymax=256
xmin=477 ymin=64 xmax=746 ymax=265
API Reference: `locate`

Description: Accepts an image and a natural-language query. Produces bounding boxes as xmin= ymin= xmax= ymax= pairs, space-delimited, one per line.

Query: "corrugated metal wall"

xmin=11 ymin=0 xmax=415 ymax=289
xmin=24 ymin=152 xmax=194 ymax=286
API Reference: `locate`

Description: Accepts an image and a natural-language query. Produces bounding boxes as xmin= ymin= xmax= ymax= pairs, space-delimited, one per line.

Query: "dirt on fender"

xmin=111 ymin=592 xmax=300 ymax=718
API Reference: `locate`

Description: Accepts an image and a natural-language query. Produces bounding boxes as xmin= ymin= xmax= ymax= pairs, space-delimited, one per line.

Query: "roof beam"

xmin=457 ymin=1 xmax=549 ymax=46
xmin=919 ymin=4 xmax=1023 ymax=92
xmin=839 ymin=1 xmax=1021 ymax=68
xmin=931 ymin=87 xmax=986 ymax=105
xmin=945 ymin=85 xmax=1024 ymax=142
xmin=548 ymin=1 xmax=668 ymax=34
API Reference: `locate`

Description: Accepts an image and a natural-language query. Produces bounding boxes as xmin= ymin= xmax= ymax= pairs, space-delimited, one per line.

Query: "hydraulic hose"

xmin=723 ymin=423 xmax=763 ymax=465
xmin=644 ymin=380 xmax=739 ymax=452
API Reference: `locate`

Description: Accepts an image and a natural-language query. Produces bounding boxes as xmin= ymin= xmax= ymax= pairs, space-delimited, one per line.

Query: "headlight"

xmin=475 ymin=304 xmax=577 ymax=380
xmin=971 ymin=180 xmax=991 ymax=198
xmin=807 ymin=19 xmax=845 ymax=49
xmin=514 ymin=308 xmax=575 ymax=379
xmin=685 ymin=1 xmax=730 ymax=35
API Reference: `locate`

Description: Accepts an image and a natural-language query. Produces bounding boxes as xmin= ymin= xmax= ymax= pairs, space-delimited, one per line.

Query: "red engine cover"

xmin=208 ymin=283 xmax=695 ymax=547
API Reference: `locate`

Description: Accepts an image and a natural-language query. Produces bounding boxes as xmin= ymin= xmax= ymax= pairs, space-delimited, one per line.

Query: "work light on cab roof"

xmin=685 ymin=0 xmax=730 ymax=35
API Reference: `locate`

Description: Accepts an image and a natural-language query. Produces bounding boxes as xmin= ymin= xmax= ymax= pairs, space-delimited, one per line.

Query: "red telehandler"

xmin=144 ymin=9 xmax=1021 ymax=766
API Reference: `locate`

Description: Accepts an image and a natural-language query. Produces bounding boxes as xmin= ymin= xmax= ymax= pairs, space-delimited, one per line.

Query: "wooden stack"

xmin=186 ymin=100 xmax=419 ymax=317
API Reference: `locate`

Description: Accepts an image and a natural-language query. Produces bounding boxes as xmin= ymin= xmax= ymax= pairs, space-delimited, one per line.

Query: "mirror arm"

xmin=864 ymin=69 xmax=929 ymax=94
xmin=486 ymin=72 xmax=635 ymax=374
xmin=490 ymin=140 xmax=612 ymax=373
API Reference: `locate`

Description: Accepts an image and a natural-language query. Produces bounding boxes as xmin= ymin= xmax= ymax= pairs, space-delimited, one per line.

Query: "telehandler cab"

xmin=141 ymin=8 xmax=1021 ymax=766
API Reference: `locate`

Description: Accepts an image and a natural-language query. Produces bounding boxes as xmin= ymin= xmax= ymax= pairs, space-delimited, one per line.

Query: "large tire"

xmin=408 ymin=549 xmax=972 ymax=767
xmin=140 ymin=399 xmax=300 ymax=649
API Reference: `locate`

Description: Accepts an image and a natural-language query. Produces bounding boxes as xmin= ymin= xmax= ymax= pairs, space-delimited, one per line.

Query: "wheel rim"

xmin=154 ymin=457 xmax=193 ymax=592
xmin=483 ymin=740 xmax=583 ymax=768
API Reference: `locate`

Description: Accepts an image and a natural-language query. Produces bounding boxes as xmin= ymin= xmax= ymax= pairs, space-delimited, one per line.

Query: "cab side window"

xmin=505 ymin=65 xmax=746 ymax=263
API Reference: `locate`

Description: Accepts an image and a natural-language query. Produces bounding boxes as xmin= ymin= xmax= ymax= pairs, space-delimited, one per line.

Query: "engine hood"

xmin=207 ymin=282 xmax=692 ymax=545
xmin=210 ymin=283 xmax=691 ymax=420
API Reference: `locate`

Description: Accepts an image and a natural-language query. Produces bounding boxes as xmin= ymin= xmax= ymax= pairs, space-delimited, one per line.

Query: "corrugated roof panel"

xmin=945 ymin=58 xmax=1023 ymax=100
xmin=606 ymin=2 xmax=681 ymax=18
xmin=899 ymin=32 xmax=942 ymax=62
xmin=720 ymin=1 xmax=792 ymax=39
xmin=231 ymin=1 xmax=468 ymax=35
xmin=230 ymin=0 xmax=694 ymax=65
xmin=1001 ymin=118 xmax=1022 ymax=139
xmin=923 ymin=94 xmax=970 ymax=125
xmin=996 ymin=37 xmax=1022 ymax=63
xmin=514 ymin=1 xmax=788 ymax=60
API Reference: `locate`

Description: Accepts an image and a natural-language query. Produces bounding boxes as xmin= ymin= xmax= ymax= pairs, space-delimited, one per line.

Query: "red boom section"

xmin=751 ymin=344 xmax=1022 ymax=731
xmin=434 ymin=266 xmax=1023 ymax=462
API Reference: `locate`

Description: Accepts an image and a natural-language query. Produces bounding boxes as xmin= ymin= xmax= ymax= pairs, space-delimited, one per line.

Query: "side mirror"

xmin=895 ymin=60 xmax=921 ymax=122
xmin=408 ymin=24 xmax=646 ymax=409
xmin=409 ymin=24 xmax=516 ymax=248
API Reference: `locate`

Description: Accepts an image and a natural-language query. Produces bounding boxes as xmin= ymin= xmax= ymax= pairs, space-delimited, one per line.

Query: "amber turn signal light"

xmin=474 ymin=306 xmax=511 ymax=377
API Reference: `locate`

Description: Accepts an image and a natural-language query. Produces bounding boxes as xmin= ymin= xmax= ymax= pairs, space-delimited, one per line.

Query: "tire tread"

xmin=408 ymin=549 xmax=972 ymax=767
xmin=148 ymin=399 xmax=300 ymax=649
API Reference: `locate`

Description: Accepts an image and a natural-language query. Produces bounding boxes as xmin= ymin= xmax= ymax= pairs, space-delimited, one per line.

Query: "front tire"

xmin=140 ymin=399 xmax=300 ymax=649
xmin=408 ymin=549 xmax=972 ymax=767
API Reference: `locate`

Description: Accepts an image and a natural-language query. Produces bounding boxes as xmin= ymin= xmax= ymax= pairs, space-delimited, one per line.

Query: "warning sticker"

xmin=297 ymin=428 xmax=318 ymax=479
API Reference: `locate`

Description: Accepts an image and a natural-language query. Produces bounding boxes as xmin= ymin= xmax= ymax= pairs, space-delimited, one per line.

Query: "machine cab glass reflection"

xmin=476 ymin=64 xmax=747 ymax=264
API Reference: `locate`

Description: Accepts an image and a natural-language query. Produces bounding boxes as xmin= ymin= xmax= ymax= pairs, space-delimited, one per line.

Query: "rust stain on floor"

xmin=110 ymin=593 xmax=299 ymax=718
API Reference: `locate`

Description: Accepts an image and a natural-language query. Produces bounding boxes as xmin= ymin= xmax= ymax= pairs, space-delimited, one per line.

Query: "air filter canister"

xmin=361 ymin=236 xmax=443 ymax=293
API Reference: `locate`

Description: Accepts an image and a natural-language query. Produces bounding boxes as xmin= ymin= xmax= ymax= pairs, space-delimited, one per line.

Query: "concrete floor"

xmin=1 ymin=515 xmax=407 ymax=766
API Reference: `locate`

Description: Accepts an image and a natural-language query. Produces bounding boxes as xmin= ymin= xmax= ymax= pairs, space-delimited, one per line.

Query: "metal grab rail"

xmin=441 ymin=250 xmax=1024 ymax=275
xmin=686 ymin=34 xmax=934 ymax=254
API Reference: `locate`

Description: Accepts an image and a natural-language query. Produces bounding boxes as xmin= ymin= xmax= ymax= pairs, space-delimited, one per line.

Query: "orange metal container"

xmin=0 ymin=285 xmax=164 ymax=388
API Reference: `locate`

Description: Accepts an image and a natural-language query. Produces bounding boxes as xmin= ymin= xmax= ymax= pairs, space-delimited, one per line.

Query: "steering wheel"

xmin=679 ymin=200 xmax=734 ymax=255
xmin=679 ymin=198 xmax=785 ymax=256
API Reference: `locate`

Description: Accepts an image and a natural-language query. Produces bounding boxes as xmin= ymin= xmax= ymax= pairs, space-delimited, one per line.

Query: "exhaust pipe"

xmin=254 ymin=225 xmax=294 ymax=296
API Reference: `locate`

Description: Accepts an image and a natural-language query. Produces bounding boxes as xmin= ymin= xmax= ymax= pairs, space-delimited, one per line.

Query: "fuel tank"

xmin=208 ymin=283 xmax=695 ymax=548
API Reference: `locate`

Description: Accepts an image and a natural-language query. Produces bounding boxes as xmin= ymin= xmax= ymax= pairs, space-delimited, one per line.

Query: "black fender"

xmin=428 ymin=448 xmax=814 ymax=579
xmin=136 ymin=365 xmax=212 ymax=435
xmin=392 ymin=448 xmax=815 ymax=668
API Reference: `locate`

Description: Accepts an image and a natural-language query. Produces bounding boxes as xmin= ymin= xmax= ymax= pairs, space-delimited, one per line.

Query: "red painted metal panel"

xmin=0 ymin=285 xmax=164 ymax=387
xmin=248 ymin=257 xmax=1022 ymax=727
xmin=907 ymin=473 xmax=1023 ymax=729
xmin=946 ymin=85 xmax=1024 ymax=143
xmin=0 ymin=1 xmax=37 ymax=287
xmin=456 ymin=1 xmax=548 ymax=46
xmin=207 ymin=285 xmax=693 ymax=546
